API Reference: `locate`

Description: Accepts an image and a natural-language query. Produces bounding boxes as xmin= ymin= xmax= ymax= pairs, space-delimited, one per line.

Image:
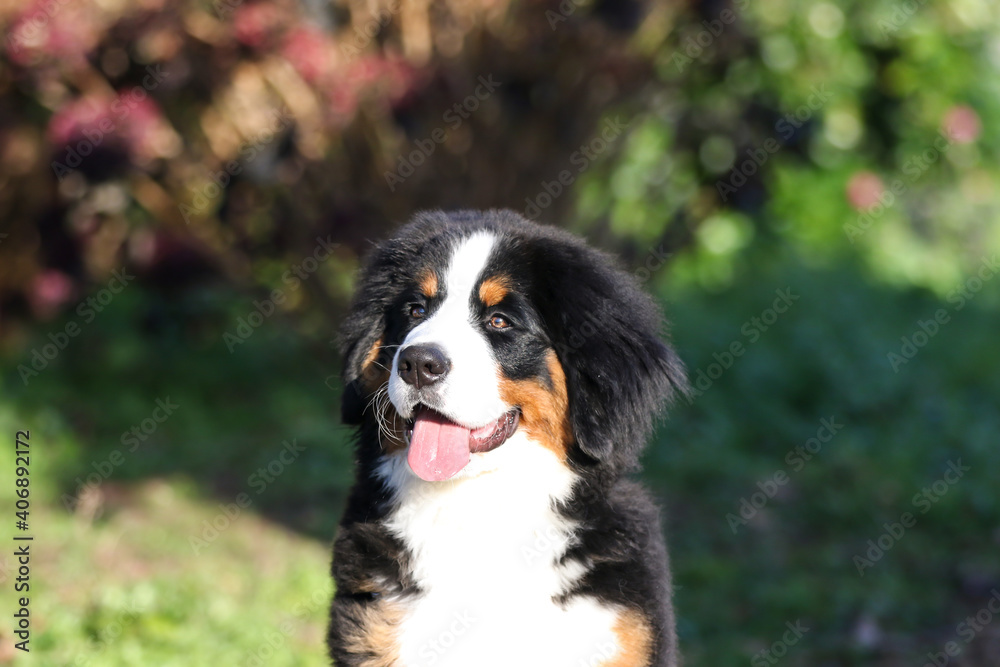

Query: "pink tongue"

xmin=407 ymin=409 xmax=472 ymax=481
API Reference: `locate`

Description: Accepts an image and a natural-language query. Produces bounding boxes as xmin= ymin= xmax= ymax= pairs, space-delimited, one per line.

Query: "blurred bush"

xmin=0 ymin=0 xmax=673 ymax=333
xmin=577 ymin=0 xmax=1000 ymax=294
xmin=2 ymin=0 xmax=997 ymax=321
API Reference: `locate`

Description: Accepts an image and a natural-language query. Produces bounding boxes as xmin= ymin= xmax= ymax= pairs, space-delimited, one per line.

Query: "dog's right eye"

xmin=409 ymin=304 xmax=426 ymax=319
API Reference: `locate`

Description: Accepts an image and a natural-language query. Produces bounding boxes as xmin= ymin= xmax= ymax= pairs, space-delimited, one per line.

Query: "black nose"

xmin=398 ymin=344 xmax=451 ymax=388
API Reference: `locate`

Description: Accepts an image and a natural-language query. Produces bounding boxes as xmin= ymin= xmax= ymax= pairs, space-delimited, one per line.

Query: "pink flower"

xmin=282 ymin=26 xmax=332 ymax=84
xmin=29 ymin=270 xmax=75 ymax=320
xmin=115 ymin=93 xmax=167 ymax=161
xmin=845 ymin=171 xmax=885 ymax=211
xmin=47 ymin=96 xmax=113 ymax=147
xmin=345 ymin=55 xmax=422 ymax=105
xmin=942 ymin=105 xmax=981 ymax=145
xmin=47 ymin=91 xmax=172 ymax=163
xmin=5 ymin=0 xmax=96 ymax=67
xmin=234 ymin=3 xmax=286 ymax=50
xmin=326 ymin=85 xmax=359 ymax=124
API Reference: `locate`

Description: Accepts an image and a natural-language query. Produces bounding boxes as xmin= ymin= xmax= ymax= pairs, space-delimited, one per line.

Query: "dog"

xmin=328 ymin=209 xmax=687 ymax=667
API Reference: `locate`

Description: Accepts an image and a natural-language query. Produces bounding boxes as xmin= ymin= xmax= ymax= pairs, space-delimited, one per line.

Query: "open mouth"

xmin=403 ymin=406 xmax=520 ymax=482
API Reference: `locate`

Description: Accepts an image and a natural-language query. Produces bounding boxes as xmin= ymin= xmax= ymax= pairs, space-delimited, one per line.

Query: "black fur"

xmin=329 ymin=209 xmax=687 ymax=666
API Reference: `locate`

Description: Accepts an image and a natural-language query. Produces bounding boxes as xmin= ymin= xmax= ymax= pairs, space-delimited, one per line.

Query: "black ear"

xmin=531 ymin=234 xmax=688 ymax=469
xmin=338 ymin=242 xmax=401 ymax=426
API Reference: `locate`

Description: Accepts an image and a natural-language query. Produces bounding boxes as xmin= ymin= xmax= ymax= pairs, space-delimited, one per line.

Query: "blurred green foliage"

xmin=654 ymin=258 xmax=1000 ymax=663
xmin=581 ymin=0 xmax=1000 ymax=296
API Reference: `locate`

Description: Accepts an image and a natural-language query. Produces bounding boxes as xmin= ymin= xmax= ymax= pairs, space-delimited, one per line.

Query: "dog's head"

xmin=340 ymin=210 xmax=687 ymax=481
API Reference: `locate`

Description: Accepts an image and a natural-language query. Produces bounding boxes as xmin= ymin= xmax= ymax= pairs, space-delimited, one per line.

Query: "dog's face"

xmin=384 ymin=230 xmax=573 ymax=481
xmin=341 ymin=210 xmax=686 ymax=481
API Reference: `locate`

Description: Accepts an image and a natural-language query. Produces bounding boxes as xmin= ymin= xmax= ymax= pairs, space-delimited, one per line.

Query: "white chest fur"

xmin=377 ymin=432 xmax=622 ymax=667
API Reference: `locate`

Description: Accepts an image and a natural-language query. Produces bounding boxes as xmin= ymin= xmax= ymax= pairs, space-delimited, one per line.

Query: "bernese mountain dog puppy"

xmin=329 ymin=209 xmax=688 ymax=667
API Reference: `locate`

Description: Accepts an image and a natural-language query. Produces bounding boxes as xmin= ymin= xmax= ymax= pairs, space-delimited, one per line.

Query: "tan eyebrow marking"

xmin=478 ymin=275 xmax=510 ymax=307
xmin=418 ymin=270 xmax=438 ymax=298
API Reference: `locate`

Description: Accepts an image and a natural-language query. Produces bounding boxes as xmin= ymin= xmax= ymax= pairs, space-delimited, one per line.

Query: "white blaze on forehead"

xmin=389 ymin=232 xmax=509 ymax=428
xmin=441 ymin=231 xmax=497 ymax=303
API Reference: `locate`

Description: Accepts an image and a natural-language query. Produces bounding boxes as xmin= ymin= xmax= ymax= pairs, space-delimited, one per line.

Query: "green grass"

xmin=0 ymin=411 xmax=332 ymax=666
xmin=0 ymin=288 xmax=345 ymax=664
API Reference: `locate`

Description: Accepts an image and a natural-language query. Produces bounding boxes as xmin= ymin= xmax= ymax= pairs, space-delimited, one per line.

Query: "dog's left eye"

xmin=410 ymin=305 xmax=426 ymax=319
xmin=488 ymin=315 xmax=510 ymax=329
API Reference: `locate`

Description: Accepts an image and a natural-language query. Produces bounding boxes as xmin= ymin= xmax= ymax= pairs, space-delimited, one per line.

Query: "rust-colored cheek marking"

xmin=498 ymin=350 xmax=572 ymax=459
xmin=359 ymin=337 xmax=406 ymax=453
xmin=478 ymin=275 xmax=510 ymax=307
xmin=360 ymin=337 xmax=389 ymax=391
xmin=599 ymin=607 xmax=654 ymax=667
xmin=342 ymin=600 xmax=405 ymax=667
xmin=419 ymin=270 xmax=438 ymax=298
xmin=362 ymin=337 xmax=383 ymax=374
